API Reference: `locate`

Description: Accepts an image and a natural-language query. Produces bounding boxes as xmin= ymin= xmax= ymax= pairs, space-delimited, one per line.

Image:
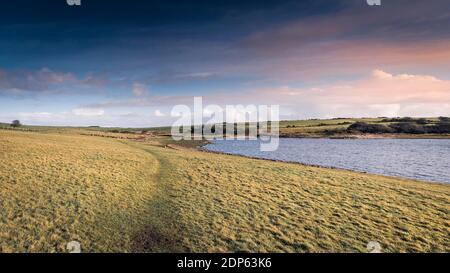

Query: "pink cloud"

xmin=83 ymin=69 xmax=450 ymax=120
xmin=232 ymin=69 xmax=450 ymax=118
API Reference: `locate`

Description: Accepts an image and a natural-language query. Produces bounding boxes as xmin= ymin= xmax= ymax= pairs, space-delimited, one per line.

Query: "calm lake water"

xmin=203 ymin=138 xmax=450 ymax=184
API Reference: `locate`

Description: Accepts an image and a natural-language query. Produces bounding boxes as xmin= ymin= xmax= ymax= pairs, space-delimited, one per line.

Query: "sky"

xmin=1 ymin=0 xmax=450 ymax=127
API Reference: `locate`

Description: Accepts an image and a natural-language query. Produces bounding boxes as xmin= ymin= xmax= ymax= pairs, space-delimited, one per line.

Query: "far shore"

xmin=278 ymin=133 xmax=450 ymax=139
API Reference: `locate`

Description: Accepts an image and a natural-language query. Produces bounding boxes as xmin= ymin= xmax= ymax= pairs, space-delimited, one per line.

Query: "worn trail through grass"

xmin=130 ymin=141 xmax=450 ymax=253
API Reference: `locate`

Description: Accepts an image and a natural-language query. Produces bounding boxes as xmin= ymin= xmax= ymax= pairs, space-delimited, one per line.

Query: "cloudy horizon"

xmin=1 ymin=0 xmax=450 ymax=127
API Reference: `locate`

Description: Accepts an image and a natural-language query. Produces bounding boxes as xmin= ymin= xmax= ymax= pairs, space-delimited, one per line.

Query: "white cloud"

xmin=72 ymin=108 xmax=105 ymax=117
xmin=13 ymin=112 xmax=68 ymax=125
xmin=372 ymin=69 xmax=393 ymax=79
xmin=154 ymin=110 xmax=166 ymax=117
xmin=18 ymin=112 xmax=54 ymax=119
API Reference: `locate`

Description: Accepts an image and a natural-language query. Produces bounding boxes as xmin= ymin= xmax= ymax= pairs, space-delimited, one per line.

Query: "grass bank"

xmin=131 ymin=141 xmax=450 ymax=252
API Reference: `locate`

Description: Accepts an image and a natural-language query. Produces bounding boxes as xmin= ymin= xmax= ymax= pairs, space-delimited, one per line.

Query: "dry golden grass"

xmin=1 ymin=129 xmax=449 ymax=253
xmin=131 ymin=142 xmax=450 ymax=253
xmin=0 ymin=130 xmax=159 ymax=252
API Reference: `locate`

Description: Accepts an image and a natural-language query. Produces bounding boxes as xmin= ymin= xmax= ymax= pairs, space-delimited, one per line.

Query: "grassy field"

xmin=0 ymin=130 xmax=160 ymax=252
xmin=0 ymin=129 xmax=449 ymax=252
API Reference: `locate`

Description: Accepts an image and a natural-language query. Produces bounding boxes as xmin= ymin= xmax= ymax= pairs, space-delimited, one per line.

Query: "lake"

xmin=203 ymin=138 xmax=450 ymax=184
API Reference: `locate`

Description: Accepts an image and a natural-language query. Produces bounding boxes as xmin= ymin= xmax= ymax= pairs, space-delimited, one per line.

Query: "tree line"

xmin=347 ymin=117 xmax=450 ymax=134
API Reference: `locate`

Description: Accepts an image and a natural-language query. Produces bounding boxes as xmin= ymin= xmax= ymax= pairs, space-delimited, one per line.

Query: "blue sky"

xmin=1 ymin=0 xmax=450 ymax=127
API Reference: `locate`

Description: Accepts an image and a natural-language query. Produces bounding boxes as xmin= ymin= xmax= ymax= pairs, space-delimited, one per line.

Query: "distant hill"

xmin=1 ymin=117 xmax=449 ymax=138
